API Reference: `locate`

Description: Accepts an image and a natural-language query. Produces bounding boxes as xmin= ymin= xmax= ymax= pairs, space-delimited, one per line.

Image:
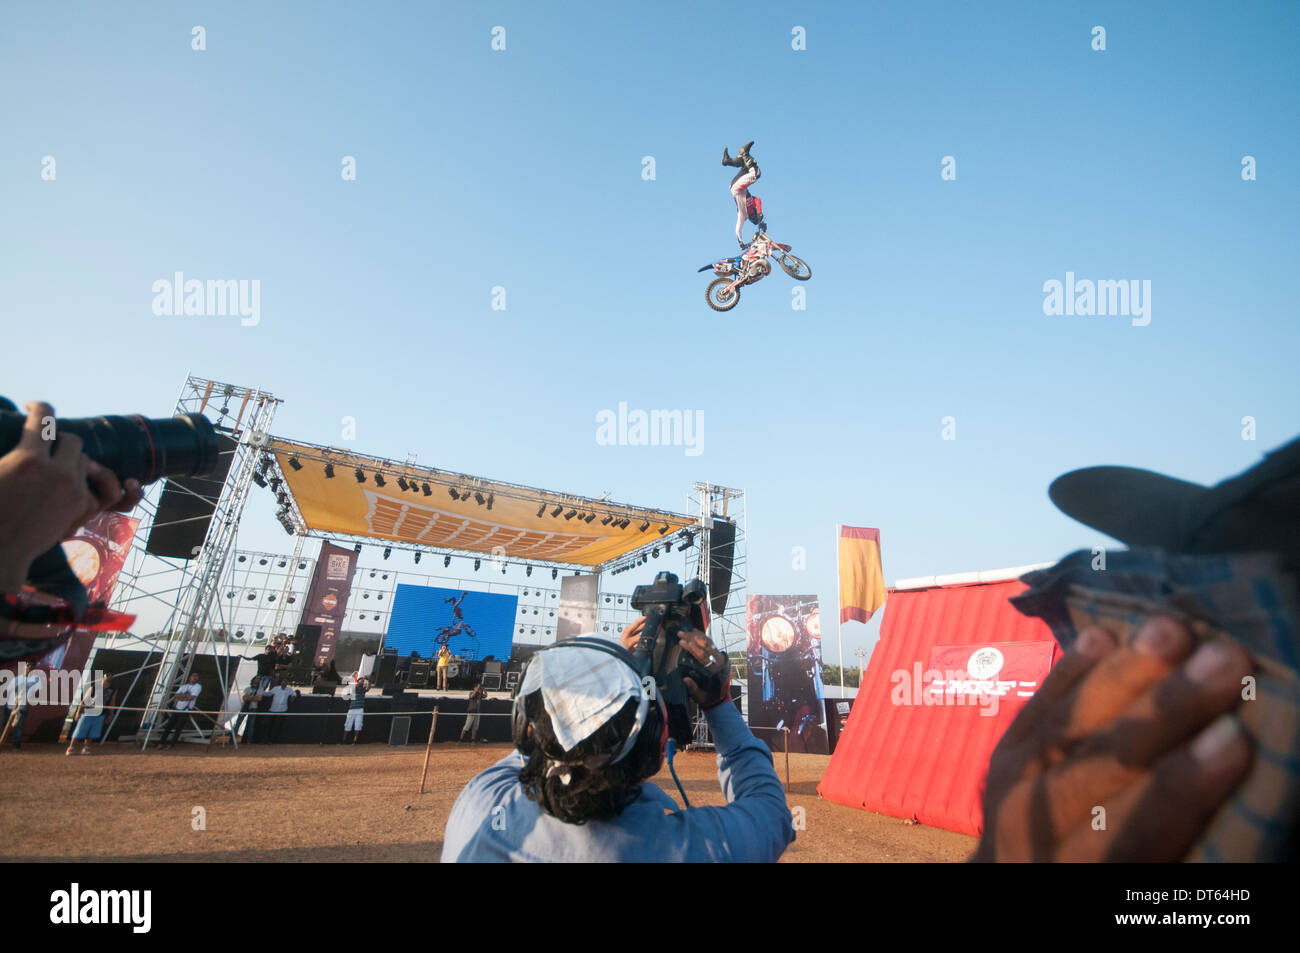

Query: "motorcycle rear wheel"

xmin=706 ymin=278 xmax=740 ymax=312
xmin=778 ymin=254 xmax=812 ymax=280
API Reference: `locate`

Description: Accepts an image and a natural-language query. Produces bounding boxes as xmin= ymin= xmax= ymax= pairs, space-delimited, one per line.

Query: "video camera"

xmin=629 ymin=571 xmax=726 ymax=744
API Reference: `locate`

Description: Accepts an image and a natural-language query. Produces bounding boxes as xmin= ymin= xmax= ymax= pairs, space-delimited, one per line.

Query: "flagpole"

xmin=836 ymin=523 xmax=845 ymax=696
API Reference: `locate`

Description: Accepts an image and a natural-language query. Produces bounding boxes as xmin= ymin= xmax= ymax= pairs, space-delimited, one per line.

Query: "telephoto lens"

xmin=0 ymin=403 xmax=220 ymax=484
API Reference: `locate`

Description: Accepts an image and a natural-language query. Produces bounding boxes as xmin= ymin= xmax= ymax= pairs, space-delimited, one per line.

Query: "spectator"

xmin=246 ymin=647 xmax=281 ymax=694
xmin=440 ymin=618 xmax=794 ymax=862
xmin=343 ymin=676 xmax=368 ymax=744
xmin=236 ymin=682 xmax=261 ymax=743
xmin=437 ymin=645 xmax=451 ymax=691
xmin=258 ymin=677 xmax=300 ymax=744
xmin=66 ymin=673 xmax=115 ymax=755
xmin=460 ymin=681 xmax=488 ymax=743
xmin=155 ymin=672 xmax=201 ymax=749
xmin=1 ymin=665 xmax=43 ymax=750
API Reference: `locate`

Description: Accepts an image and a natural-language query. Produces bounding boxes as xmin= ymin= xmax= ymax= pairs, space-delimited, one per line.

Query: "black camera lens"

xmin=0 ymin=409 xmax=220 ymax=484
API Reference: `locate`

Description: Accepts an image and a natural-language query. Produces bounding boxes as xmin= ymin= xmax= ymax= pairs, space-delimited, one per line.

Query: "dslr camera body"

xmin=629 ymin=571 xmax=726 ymax=744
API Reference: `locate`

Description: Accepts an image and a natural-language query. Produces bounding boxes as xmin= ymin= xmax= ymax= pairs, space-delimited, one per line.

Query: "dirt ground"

xmin=0 ymin=742 xmax=975 ymax=863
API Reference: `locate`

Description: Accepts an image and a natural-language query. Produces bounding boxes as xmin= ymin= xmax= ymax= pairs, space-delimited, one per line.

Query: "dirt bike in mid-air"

xmin=698 ymin=228 xmax=811 ymax=312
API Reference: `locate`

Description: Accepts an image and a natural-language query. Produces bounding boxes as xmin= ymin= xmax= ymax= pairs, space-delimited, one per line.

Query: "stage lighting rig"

xmin=639 ymin=520 xmax=650 ymax=533
xmin=551 ymin=504 xmax=563 ymax=517
xmin=422 ymin=482 xmax=432 ymax=496
xmin=584 ymin=512 xmax=596 ymax=523
xmin=537 ymin=503 xmax=547 ymax=517
xmin=601 ymin=515 xmax=613 ymax=525
xmin=355 ymin=469 xmax=366 ymax=483
xmin=658 ymin=522 xmax=670 ymax=535
xmin=551 ymin=568 xmax=558 ymax=580
xmin=448 ymin=487 xmax=459 ymax=500
xmin=383 ymin=548 xmax=391 ymax=560
xmin=487 ymin=493 xmax=495 ymax=510
xmin=288 ymin=457 xmax=302 ymax=471
xmin=324 ymin=463 xmax=335 ymax=479
xmin=374 ymin=474 xmax=386 ymax=487
xmin=475 ymin=491 xmax=486 ymax=505
xmin=414 ymin=552 xmax=421 ymax=564
xmin=444 ymin=555 xmax=452 ymax=567
xmin=474 ymin=559 xmax=481 ymax=571
xmin=397 ymin=477 xmax=409 ymax=491
xmin=564 ymin=508 xmax=577 ymax=520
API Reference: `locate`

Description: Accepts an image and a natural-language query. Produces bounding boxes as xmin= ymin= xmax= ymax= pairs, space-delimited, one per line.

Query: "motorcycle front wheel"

xmin=778 ymin=254 xmax=812 ymax=280
xmin=706 ymin=278 xmax=741 ymax=312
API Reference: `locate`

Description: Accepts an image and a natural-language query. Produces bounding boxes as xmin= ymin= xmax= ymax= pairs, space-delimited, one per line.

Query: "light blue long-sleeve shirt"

xmin=440 ymin=701 xmax=795 ymax=862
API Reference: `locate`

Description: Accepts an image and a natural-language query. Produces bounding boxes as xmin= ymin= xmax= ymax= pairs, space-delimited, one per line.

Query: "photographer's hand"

xmin=678 ymin=628 xmax=732 ymax=710
xmin=972 ymin=617 xmax=1253 ymax=861
xmin=0 ymin=402 xmax=144 ymax=592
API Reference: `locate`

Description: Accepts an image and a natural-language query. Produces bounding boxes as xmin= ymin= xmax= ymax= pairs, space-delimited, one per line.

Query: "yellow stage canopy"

xmin=267 ymin=439 xmax=695 ymax=568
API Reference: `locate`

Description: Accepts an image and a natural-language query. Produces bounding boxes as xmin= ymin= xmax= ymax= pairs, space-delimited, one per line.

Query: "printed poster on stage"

xmin=746 ymin=594 xmax=829 ymax=754
xmin=301 ymin=541 xmax=359 ymax=667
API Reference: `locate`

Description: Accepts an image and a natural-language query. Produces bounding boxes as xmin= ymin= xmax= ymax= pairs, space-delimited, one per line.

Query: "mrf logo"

xmin=49 ymin=883 xmax=151 ymax=933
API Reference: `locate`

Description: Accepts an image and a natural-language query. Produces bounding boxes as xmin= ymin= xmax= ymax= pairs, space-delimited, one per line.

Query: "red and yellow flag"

xmin=839 ymin=526 xmax=886 ymax=623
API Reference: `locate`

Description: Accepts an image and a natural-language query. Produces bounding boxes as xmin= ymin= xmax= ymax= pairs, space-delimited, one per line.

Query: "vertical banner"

xmin=838 ymin=526 xmax=886 ymax=623
xmin=746 ymin=594 xmax=828 ymax=754
xmin=302 ymin=541 xmax=358 ymax=667
xmin=557 ymin=574 xmax=599 ymax=642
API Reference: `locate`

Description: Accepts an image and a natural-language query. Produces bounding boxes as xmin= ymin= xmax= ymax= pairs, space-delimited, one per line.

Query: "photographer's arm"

xmin=677 ymin=630 xmax=796 ymax=862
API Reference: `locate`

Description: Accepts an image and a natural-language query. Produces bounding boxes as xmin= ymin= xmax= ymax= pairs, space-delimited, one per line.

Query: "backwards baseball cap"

xmin=1048 ymin=434 xmax=1300 ymax=560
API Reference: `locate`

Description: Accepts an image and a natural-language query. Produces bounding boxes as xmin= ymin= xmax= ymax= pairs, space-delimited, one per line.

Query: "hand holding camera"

xmin=0 ymin=402 xmax=144 ymax=592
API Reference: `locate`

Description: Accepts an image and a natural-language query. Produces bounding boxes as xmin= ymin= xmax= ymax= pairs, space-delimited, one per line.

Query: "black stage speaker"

xmin=373 ymin=650 xmax=397 ymax=687
xmin=389 ymin=715 xmax=411 ymax=746
xmin=708 ymin=518 xmax=737 ymax=618
xmin=408 ymin=660 xmax=431 ymax=688
xmin=288 ymin=625 xmax=320 ymax=682
xmin=145 ymin=434 xmax=238 ymax=558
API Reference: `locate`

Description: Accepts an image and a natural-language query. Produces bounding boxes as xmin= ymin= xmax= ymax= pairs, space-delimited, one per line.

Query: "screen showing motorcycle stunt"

xmin=384 ymin=584 xmax=517 ymax=662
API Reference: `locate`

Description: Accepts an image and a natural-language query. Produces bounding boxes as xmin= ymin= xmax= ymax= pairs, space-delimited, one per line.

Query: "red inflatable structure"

xmin=818 ymin=569 xmax=1060 ymax=837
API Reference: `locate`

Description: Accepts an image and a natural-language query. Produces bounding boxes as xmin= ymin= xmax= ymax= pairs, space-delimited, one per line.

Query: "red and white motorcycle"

xmin=697 ymin=229 xmax=811 ymax=312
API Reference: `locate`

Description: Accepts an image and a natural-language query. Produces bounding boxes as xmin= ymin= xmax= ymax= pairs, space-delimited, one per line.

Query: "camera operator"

xmin=0 ymin=401 xmax=143 ymax=597
xmin=441 ymin=614 xmax=794 ymax=862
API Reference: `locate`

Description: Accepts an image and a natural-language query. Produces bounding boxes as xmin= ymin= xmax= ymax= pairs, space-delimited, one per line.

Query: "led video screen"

xmin=384 ymin=584 xmax=517 ymax=661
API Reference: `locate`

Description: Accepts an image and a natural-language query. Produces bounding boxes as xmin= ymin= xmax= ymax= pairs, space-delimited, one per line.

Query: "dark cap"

xmin=1048 ymin=434 xmax=1300 ymax=558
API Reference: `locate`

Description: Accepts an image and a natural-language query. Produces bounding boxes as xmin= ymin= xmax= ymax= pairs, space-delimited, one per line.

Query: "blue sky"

xmin=3 ymin=1 xmax=1297 ymax=668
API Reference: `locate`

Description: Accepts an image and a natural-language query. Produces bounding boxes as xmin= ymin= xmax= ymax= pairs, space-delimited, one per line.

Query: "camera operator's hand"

xmin=972 ymin=617 xmax=1253 ymax=862
xmin=0 ymin=401 xmax=143 ymax=592
xmin=678 ymin=627 xmax=732 ymax=710
xmin=619 ymin=616 xmax=646 ymax=653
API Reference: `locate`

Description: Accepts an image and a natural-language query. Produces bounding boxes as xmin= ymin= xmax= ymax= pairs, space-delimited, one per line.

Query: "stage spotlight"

xmin=551 ymin=505 xmax=563 ymax=517
xmin=474 ymin=559 xmax=481 ymax=571
xmin=448 ymin=487 xmax=459 ymax=500
xmin=397 ymin=477 xmax=409 ymax=491
xmin=658 ymin=522 xmax=670 ymax=535
xmin=564 ymin=508 xmax=577 ymax=520
xmin=353 ymin=543 xmax=362 ymax=553
xmin=652 ymin=548 xmax=659 ymax=558
xmin=678 ymin=540 xmax=691 ymax=552
xmin=383 ymin=548 xmax=391 ymax=560
xmin=323 ymin=463 xmax=335 ymax=479
xmin=486 ymin=493 xmax=494 ymax=510
xmin=422 ymin=483 xmax=431 ymax=496
xmin=639 ymin=520 xmax=650 ymax=532
xmin=526 ymin=565 xmax=533 ymax=577
xmin=618 ymin=518 xmax=630 ymax=529
xmin=501 ymin=565 xmax=507 ymax=575
xmin=551 ymin=568 xmax=558 ymax=580
xmin=444 ymin=555 xmax=451 ymax=567
xmin=269 ymin=476 xmax=282 ymax=493
xmin=252 ymin=470 xmax=267 ymax=488
xmin=474 ymin=491 xmax=486 ymax=506
xmin=288 ymin=457 xmax=302 ymax=471
xmin=374 ymin=474 xmax=386 ymax=487
xmin=583 ymin=512 xmax=596 ymax=523
xmin=601 ymin=515 xmax=613 ymax=525
xmin=414 ymin=552 xmax=421 ymax=564
xmin=355 ymin=469 xmax=366 ymax=483
xmin=537 ymin=503 xmax=547 ymax=517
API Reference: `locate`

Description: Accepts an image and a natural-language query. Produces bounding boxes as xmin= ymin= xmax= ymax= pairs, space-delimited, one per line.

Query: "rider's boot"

xmin=739 ymin=140 xmax=754 ymax=157
xmin=722 ymin=147 xmax=733 ymax=165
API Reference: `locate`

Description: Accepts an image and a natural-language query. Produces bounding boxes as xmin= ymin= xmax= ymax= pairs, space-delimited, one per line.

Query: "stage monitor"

xmin=384 ymin=584 xmax=517 ymax=663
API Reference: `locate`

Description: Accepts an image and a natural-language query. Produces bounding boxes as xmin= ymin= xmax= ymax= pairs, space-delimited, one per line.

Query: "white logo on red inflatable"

xmin=966 ymin=646 xmax=1005 ymax=680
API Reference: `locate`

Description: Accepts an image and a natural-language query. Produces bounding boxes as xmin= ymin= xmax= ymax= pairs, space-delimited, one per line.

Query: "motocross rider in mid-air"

xmin=722 ymin=140 xmax=760 ymax=248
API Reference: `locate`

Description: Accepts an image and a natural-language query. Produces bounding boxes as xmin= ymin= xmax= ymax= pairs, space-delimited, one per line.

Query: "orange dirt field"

xmin=0 ymin=742 xmax=976 ymax=863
